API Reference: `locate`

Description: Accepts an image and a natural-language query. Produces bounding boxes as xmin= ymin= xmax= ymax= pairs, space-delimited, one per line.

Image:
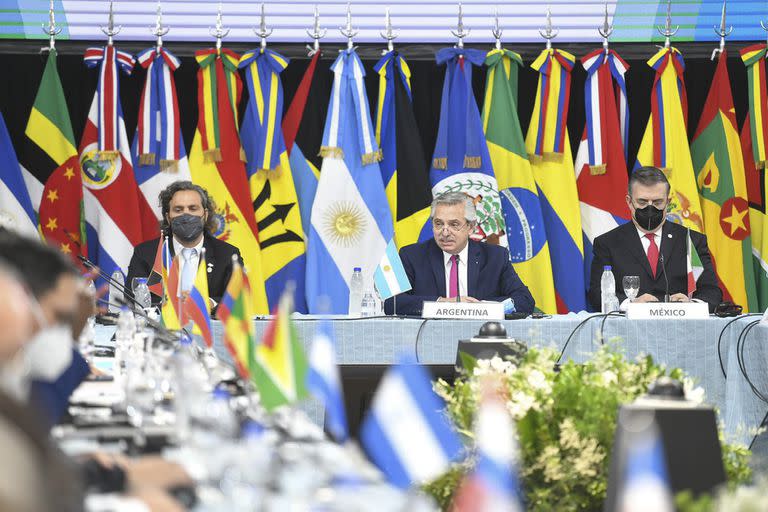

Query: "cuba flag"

xmin=306 ymin=49 xmax=393 ymax=314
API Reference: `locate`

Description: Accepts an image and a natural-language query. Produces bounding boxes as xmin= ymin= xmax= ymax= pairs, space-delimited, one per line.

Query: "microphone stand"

xmin=78 ymin=255 xmax=147 ymax=312
xmin=660 ymin=253 xmax=671 ymax=302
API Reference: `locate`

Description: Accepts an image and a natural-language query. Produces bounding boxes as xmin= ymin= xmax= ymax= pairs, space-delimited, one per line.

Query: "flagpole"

xmin=305 ymin=5 xmax=326 ymax=57
xmin=209 ymin=2 xmax=230 ymax=52
xmin=598 ymin=1 xmax=613 ymax=54
xmin=41 ymin=0 xmax=61 ymax=53
xmin=538 ymin=6 xmax=559 ymax=50
xmin=100 ymin=1 xmax=121 ymax=47
xmin=711 ymin=0 xmax=732 ymax=61
xmin=491 ymin=8 xmax=503 ymax=50
xmin=150 ymin=1 xmax=169 ymax=52
xmin=254 ymin=3 xmax=272 ymax=50
xmin=380 ymin=7 xmax=398 ymax=55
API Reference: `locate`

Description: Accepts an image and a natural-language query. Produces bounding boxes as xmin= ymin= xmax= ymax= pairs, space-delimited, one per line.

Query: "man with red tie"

xmin=588 ymin=166 xmax=722 ymax=312
xmin=384 ymin=192 xmax=535 ymax=316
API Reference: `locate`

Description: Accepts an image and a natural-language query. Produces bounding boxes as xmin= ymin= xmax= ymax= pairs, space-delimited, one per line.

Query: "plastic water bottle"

xmin=134 ymin=277 xmax=152 ymax=311
xmin=110 ymin=269 xmax=124 ymax=313
xmin=348 ymin=267 xmax=364 ymax=317
xmin=114 ymin=307 xmax=136 ymax=385
xmin=600 ymin=265 xmax=619 ymax=313
xmin=361 ymin=289 xmax=377 ymax=317
xmin=173 ymin=333 xmax=209 ymax=443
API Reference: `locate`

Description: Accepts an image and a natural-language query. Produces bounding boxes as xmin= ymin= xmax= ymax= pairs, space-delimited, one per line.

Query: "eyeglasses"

xmin=432 ymin=220 xmax=469 ymax=233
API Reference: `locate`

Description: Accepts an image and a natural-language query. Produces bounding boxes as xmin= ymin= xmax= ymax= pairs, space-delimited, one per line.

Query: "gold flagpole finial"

xmin=150 ymin=2 xmax=170 ymax=51
xmin=100 ymin=0 xmax=121 ymax=46
xmin=380 ymin=7 xmax=398 ymax=55
xmin=41 ymin=0 xmax=62 ymax=52
xmin=450 ymin=3 xmax=470 ymax=49
xmin=656 ymin=0 xmax=678 ymax=49
xmin=492 ymin=8 xmax=503 ymax=50
xmin=254 ymin=3 xmax=273 ymax=50
xmin=711 ymin=0 xmax=732 ymax=60
xmin=306 ymin=5 xmax=326 ymax=56
xmin=598 ymin=1 xmax=613 ymax=53
xmin=339 ymin=3 xmax=358 ymax=51
xmin=539 ymin=6 xmax=559 ymax=50
xmin=209 ymin=2 xmax=230 ymax=51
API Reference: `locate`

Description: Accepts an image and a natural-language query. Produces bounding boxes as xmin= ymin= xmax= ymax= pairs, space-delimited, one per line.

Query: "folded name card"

xmin=422 ymin=301 xmax=505 ymax=320
xmin=626 ymin=302 xmax=709 ymax=320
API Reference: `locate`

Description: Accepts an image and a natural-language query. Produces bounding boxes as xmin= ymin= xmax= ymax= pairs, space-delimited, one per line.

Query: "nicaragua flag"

xmin=0 ymin=111 xmax=37 ymax=236
xmin=306 ymin=49 xmax=394 ymax=314
xmin=306 ymin=318 xmax=348 ymax=443
xmin=374 ymin=239 xmax=412 ymax=300
xmin=360 ymin=355 xmax=462 ymax=489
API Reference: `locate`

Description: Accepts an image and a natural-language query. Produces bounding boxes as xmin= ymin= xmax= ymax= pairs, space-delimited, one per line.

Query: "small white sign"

xmin=421 ymin=301 xmax=505 ymax=320
xmin=626 ymin=302 xmax=709 ymax=320
xmin=761 ymin=307 xmax=768 ymax=326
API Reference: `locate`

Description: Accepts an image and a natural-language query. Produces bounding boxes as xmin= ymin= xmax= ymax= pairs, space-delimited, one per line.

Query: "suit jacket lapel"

xmin=429 ymin=239 xmax=447 ymax=297
xmin=467 ymin=242 xmax=481 ymax=298
xmin=621 ymin=223 xmax=655 ymax=280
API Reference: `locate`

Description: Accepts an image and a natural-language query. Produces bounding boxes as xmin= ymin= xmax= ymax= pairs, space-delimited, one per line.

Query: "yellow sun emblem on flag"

xmin=322 ymin=201 xmax=366 ymax=247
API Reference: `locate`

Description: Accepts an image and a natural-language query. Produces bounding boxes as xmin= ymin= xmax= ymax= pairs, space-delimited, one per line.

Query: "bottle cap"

xmin=242 ymin=420 xmax=265 ymax=439
xmin=180 ymin=332 xmax=193 ymax=346
xmin=212 ymin=386 xmax=230 ymax=400
xmin=603 ymin=265 xmax=612 ymax=271
xmin=136 ymin=277 xmax=148 ymax=284
xmin=353 ymin=267 xmax=362 ymax=272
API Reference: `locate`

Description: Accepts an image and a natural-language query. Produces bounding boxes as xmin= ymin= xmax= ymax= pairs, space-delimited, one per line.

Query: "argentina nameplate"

xmin=421 ymin=301 xmax=505 ymax=320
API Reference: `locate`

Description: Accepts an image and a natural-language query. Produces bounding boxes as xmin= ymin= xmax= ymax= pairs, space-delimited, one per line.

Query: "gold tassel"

xmin=139 ymin=153 xmax=156 ymax=166
xmin=660 ymin=166 xmax=672 ymax=178
xmin=203 ymin=148 xmax=223 ymax=163
xmin=362 ymin=149 xmax=383 ymax=165
xmin=159 ymin=159 xmax=178 ymax=172
xmin=240 ymin=148 xmax=248 ymax=163
xmin=589 ymin=164 xmax=607 ymax=176
xmin=758 ymin=160 xmax=766 ymax=170
xmin=319 ymin=146 xmax=344 ymax=159
xmin=259 ymin=165 xmax=283 ymax=179
xmin=542 ymin=152 xmax=564 ymax=163
xmin=432 ymin=157 xmax=447 ymax=169
xmin=463 ymin=156 xmax=482 ymax=169
xmin=97 ymin=150 xmax=120 ymax=161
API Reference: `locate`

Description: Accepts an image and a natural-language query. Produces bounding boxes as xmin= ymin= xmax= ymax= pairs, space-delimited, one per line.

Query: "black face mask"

xmin=170 ymin=214 xmax=205 ymax=242
xmin=633 ymin=204 xmax=665 ymax=232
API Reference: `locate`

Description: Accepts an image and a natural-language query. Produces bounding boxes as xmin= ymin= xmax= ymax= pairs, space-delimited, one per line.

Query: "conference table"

xmin=99 ymin=313 xmax=768 ymax=448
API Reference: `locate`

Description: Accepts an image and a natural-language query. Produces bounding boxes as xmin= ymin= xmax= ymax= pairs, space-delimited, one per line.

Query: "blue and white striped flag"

xmin=374 ymin=239 xmax=412 ymax=300
xmin=306 ymin=319 xmax=348 ymax=442
xmin=0 ymin=112 xmax=37 ymax=236
xmin=618 ymin=420 xmax=673 ymax=512
xmin=360 ymin=355 xmax=462 ymax=489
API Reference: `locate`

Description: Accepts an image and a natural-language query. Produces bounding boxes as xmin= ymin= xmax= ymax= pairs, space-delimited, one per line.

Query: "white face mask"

xmin=24 ymin=324 xmax=73 ymax=381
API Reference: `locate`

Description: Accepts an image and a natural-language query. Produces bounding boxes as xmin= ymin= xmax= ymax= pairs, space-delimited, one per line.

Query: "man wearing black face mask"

xmin=127 ymin=181 xmax=243 ymax=308
xmin=588 ymin=167 xmax=721 ymax=312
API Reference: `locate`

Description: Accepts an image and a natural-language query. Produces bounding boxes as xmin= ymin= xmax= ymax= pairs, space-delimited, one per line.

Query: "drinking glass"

xmin=622 ymin=275 xmax=640 ymax=301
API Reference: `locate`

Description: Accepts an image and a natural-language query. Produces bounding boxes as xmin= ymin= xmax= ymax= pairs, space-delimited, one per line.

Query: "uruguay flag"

xmin=0 ymin=111 xmax=37 ymax=235
xmin=306 ymin=49 xmax=393 ymax=314
xmin=306 ymin=318 xmax=348 ymax=442
xmin=360 ymin=356 xmax=462 ymax=489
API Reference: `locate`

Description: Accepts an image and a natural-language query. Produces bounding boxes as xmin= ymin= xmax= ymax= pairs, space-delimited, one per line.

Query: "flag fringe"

xmin=97 ymin=150 xmax=120 ymax=161
xmin=159 ymin=159 xmax=178 ymax=172
xmin=589 ymin=164 xmax=607 ymax=176
xmin=432 ymin=157 xmax=447 ymax=169
xmin=240 ymin=148 xmax=248 ymax=163
xmin=463 ymin=156 xmax=482 ymax=169
xmin=319 ymin=146 xmax=344 ymax=159
xmin=528 ymin=152 xmax=564 ymax=163
xmin=258 ymin=165 xmax=283 ymax=179
xmin=758 ymin=160 xmax=767 ymax=170
xmin=362 ymin=149 xmax=383 ymax=165
xmin=204 ymin=148 xmax=223 ymax=163
xmin=139 ymin=153 xmax=156 ymax=166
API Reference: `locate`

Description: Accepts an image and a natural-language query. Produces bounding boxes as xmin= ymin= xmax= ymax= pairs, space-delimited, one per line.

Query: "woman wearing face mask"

xmin=126 ymin=181 xmax=243 ymax=311
xmin=587 ymin=167 xmax=722 ymax=312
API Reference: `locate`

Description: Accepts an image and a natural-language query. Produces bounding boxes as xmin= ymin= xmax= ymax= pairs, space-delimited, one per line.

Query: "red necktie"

xmin=645 ymin=233 xmax=659 ymax=278
xmin=449 ymin=255 xmax=459 ymax=298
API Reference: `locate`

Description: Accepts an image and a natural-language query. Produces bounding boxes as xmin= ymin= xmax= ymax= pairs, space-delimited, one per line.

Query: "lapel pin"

xmin=667 ymin=233 xmax=672 ymax=238
xmin=207 ymin=262 xmax=214 ymax=273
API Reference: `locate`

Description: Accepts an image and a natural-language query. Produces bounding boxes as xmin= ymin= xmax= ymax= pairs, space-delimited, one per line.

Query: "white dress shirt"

xmin=173 ymin=236 xmax=204 ymax=285
xmin=443 ymin=243 xmax=469 ymax=298
xmin=619 ymin=226 xmax=663 ymax=310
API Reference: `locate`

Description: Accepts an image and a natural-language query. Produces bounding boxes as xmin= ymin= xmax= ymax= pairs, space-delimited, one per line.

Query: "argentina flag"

xmin=374 ymin=239 xmax=411 ymax=300
xmin=306 ymin=49 xmax=393 ymax=314
xmin=360 ymin=356 xmax=462 ymax=489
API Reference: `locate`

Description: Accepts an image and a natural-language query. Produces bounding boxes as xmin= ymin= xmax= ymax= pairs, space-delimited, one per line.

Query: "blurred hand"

xmin=670 ymin=293 xmax=691 ymax=303
xmin=71 ymin=279 xmax=98 ymax=339
xmin=124 ymin=456 xmax=193 ymax=491
xmin=632 ymin=294 xmax=659 ymax=303
xmin=460 ymin=296 xmax=479 ymax=303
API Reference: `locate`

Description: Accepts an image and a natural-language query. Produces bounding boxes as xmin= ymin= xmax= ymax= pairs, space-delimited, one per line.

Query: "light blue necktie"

xmin=180 ymin=248 xmax=197 ymax=292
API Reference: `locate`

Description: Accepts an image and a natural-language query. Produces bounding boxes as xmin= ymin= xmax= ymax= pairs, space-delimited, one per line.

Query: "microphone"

xmin=660 ymin=253 xmax=670 ymax=302
xmin=455 ymin=254 xmax=461 ymax=303
xmin=77 ymin=254 xmax=146 ymax=311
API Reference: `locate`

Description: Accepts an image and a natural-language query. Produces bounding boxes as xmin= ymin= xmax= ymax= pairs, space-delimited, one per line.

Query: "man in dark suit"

xmin=384 ymin=192 xmax=535 ymax=316
xmin=127 ymin=181 xmax=242 ymax=306
xmin=588 ymin=166 xmax=721 ymax=312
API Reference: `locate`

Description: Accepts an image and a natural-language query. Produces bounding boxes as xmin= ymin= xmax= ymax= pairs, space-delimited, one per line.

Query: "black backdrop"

xmin=0 ymin=40 xmax=760 ymax=181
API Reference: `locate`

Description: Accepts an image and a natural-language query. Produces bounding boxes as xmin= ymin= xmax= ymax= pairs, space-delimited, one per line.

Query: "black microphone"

xmin=77 ymin=254 xmax=146 ymax=311
xmin=455 ymin=254 xmax=461 ymax=303
xmin=660 ymin=253 xmax=670 ymax=302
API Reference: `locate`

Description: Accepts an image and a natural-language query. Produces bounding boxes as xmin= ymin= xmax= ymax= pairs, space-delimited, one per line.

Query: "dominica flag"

xmin=483 ymin=48 xmax=557 ymax=314
xmin=741 ymin=44 xmax=768 ymax=310
xmin=181 ymin=249 xmax=213 ymax=347
xmin=691 ymin=50 xmax=757 ymax=311
xmin=525 ymin=48 xmax=586 ymax=313
xmin=687 ymin=228 xmax=703 ymax=297
xmin=21 ymin=50 xmax=85 ymax=263
xmin=374 ymin=50 xmax=433 ymax=249
xmin=254 ymin=287 xmax=308 ymax=410
xmin=217 ymin=259 xmax=256 ymax=381
xmin=635 ymin=47 xmax=704 ymax=233
xmin=239 ymin=47 xmax=307 ymax=312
